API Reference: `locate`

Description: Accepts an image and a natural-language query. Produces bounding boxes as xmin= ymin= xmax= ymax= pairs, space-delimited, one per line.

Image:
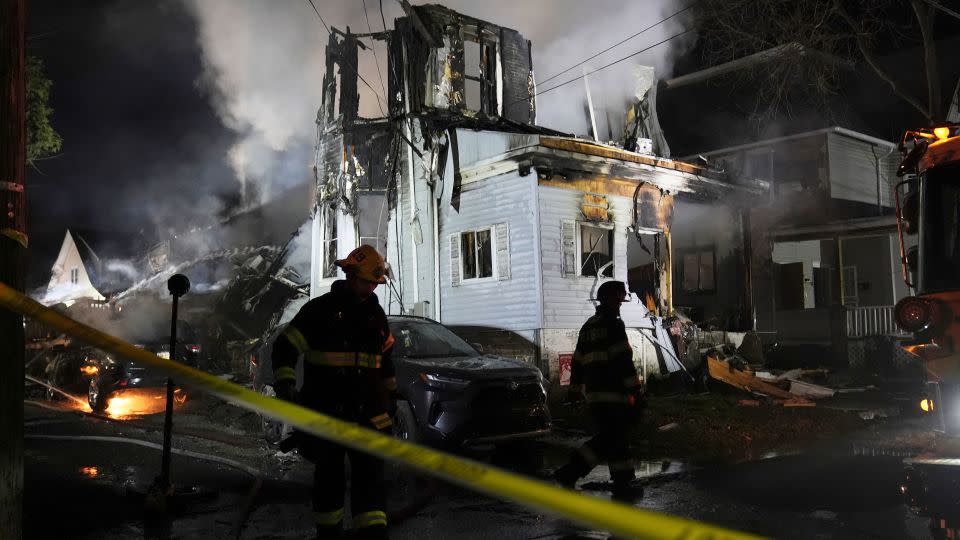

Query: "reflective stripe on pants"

xmin=314 ymin=507 xmax=344 ymax=526
xmin=354 ymin=509 xmax=388 ymax=528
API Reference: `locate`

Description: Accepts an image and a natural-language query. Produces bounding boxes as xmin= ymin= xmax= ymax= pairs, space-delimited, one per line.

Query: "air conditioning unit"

xmin=412 ymin=301 xmax=432 ymax=319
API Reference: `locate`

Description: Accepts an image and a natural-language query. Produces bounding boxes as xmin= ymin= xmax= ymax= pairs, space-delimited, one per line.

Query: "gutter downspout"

xmin=873 ymin=144 xmax=896 ymax=215
xmin=402 ymin=38 xmax=419 ymax=308
xmin=530 ymin=169 xmax=545 ymax=374
xmin=433 ymin=190 xmax=441 ymax=321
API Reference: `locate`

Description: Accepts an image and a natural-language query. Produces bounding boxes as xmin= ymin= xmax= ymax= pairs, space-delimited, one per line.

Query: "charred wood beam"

xmin=398 ymin=0 xmax=440 ymax=47
xmin=339 ymin=28 xmax=360 ymax=123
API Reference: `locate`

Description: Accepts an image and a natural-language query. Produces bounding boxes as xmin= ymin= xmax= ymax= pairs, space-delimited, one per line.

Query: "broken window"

xmin=322 ymin=204 xmax=338 ymax=279
xmin=680 ymin=249 xmax=715 ymax=293
xmin=460 ymin=228 xmax=494 ymax=280
xmin=464 ymin=39 xmax=482 ymax=112
xmin=356 ymin=191 xmax=388 ymax=256
xmin=579 ymin=223 xmax=614 ymax=278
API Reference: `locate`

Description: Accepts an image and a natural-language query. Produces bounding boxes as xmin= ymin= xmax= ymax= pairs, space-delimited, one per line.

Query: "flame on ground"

xmin=104 ymin=388 xmax=188 ymax=419
xmin=79 ymin=466 xmax=99 ymax=478
xmin=60 ymin=388 xmax=188 ymax=419
xmin=80 ymin=365 xmax=99 ymax=376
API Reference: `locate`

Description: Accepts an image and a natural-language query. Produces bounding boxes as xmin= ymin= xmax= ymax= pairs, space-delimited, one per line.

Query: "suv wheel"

xmin=393 ymin=401 xmax=420 ymax=443
xmin=88 ymin=375 xmax=108 ymax=413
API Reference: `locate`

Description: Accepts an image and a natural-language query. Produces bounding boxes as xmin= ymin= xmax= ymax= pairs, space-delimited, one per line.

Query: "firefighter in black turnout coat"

xmin=554 ymin=280 xmax=645 ymax=501
xmin=272 ymin=245 xmax=396 ymax=539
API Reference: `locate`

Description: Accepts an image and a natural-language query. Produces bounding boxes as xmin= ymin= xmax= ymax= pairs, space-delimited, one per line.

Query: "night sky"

xmin=25 ymin=0 xmax=239 ymax=285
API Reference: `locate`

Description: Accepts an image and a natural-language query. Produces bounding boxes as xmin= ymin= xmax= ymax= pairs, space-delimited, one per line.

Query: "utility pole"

xmin=0 ymin=0 xmax=27 ymax=538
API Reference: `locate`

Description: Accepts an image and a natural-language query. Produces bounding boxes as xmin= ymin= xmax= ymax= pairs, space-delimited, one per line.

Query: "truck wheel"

xmin=393 ymin=401 xmax=420 ymax=443
xmin=88 ymin=376 xmax=108 ymax=413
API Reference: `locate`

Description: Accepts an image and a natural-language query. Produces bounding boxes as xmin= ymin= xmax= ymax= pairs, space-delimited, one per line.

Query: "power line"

xmin=533 ymin=29 xmax=693 ymax=101
xmin=362 ymin=0 xmax=389 ymax=100
xmin=538 ymin=1 xmax=699 ymax=87
xmin=305 ymin=0 xmax=387 ymax=116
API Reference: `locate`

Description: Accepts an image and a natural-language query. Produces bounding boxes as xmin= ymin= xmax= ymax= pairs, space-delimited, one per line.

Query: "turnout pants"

xmin=309 ymin=436 xmax=388 ymax=539
xmin=558 ymin=403 xmax=635 ymax=486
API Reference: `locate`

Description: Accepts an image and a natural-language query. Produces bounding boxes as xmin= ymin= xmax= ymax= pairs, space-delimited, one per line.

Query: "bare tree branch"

xmin=912 ymin=0 xmax=942 ymax=120
xmin=834 ymin=0 xmax=932 ymax=121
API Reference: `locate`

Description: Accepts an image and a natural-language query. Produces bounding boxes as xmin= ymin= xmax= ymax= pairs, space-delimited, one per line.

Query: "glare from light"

xmin=934 ymin=127 xmax=951 ymax=140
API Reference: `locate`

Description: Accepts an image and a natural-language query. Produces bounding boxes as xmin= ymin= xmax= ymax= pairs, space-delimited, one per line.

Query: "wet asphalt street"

xmin=22 ymin=399 xmax=954 ymax=540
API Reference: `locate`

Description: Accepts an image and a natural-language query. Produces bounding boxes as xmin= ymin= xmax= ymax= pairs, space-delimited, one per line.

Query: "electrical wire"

xmin=534 ymin=29 xmax=693 ymax=101
xmin=305 ymin=0 xmax=388 ymax=117
xmin=362 ymin=0 xmax=389 ymax=101
xmin=537 ymin=1 xmax=699 ymax=87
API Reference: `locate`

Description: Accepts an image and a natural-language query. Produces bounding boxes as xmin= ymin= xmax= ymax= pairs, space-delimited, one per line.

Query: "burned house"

xmin=308 ymin=5 xmax=763 ymax=385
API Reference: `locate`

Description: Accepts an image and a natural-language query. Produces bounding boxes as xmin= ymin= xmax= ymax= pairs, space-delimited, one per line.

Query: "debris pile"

xmin=702 ymin=342 xmax=840 ymax=408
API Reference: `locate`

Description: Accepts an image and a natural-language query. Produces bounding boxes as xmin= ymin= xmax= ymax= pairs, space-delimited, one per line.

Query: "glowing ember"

xmin=79 ymin=466 xmax=99 ymax=478
xmin=80 ymin=365 xmax=99 ymax=376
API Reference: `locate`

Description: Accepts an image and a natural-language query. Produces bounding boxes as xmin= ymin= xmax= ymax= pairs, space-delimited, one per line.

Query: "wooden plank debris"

xmin=706 ymin=354 xmax=814 ymax=405
xmin=788 ymin=379 xmax=836 ymax=399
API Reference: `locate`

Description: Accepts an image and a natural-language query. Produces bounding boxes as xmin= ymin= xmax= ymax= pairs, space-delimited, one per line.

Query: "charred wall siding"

xmin=537 ymin=184 xmax=651 ymax=329
xmin=438 ymin=170 xmax=539 ymax=333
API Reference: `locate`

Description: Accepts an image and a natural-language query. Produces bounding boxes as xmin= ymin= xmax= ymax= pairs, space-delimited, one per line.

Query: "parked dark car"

xmin=253 ymin=316 xmax=552 ymax=447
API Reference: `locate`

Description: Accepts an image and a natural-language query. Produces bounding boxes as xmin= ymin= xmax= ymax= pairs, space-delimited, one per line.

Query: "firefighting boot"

xmin=610 ymin=479 xmax=644 ymax=502
xmin=314 ymin=524 xmax=344 ymax=539
xmin=552 ymin=464 xmax=581 ymax=490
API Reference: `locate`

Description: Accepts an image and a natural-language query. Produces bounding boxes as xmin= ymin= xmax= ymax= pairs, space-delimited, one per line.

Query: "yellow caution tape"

xmin=0 ymin=282 xmax=765 ymax=540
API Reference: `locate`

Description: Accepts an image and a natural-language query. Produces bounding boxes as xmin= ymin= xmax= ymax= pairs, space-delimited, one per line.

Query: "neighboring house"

xmin=306 ymin=5 xmax=763 ymax=384
xmin=42 ymin=229 xmax=107 ymax=306
xmin=676 ymin=128 xmax=911 ymax=364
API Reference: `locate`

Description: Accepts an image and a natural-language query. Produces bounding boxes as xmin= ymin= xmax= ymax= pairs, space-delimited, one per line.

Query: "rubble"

xmin=705 ymin=353 xmax=816 ymax=406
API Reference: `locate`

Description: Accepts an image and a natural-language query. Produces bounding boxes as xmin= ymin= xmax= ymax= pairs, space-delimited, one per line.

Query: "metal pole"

xmin=158 ymin=274 xmax=189 ymax=493
xmin=159 ymin=295 xmax=178 ymax=490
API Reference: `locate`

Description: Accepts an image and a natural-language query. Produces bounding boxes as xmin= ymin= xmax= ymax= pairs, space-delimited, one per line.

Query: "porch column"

xmin=829 ymin=235 xmax=848 ymax=368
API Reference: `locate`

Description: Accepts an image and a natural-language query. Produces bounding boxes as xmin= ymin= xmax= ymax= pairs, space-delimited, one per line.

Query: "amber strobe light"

xmin=934 ymin=126 xmax=952 ymax=140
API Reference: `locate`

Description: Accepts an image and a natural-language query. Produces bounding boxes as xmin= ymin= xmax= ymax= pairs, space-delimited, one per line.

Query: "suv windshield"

xmin=389 ymin=319 xmax=477 ymax=359
xmin=920 ymin=163 xmax=960 ymax=293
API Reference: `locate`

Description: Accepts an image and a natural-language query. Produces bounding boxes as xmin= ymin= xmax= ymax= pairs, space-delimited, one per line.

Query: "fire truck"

xmin=894 ymin=123 xmax=960 ymax=433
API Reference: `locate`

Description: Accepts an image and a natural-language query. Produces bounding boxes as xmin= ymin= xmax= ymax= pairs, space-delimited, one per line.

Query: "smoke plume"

xmin=183 ymin=0 xmax=691 ymax=207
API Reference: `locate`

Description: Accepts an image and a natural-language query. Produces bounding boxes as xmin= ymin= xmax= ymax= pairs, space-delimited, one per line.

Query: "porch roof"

xmin=455 ymin=130 xmax=767 ymax=202
xmin=770 ymin=215 xmax=898 ymax=242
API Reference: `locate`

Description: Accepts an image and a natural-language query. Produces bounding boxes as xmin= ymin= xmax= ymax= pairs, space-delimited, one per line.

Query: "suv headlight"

xmin=157 ymin=351 xmax=171 ymax=360
xmin=420 ymin=372 xmax=470 ymax=389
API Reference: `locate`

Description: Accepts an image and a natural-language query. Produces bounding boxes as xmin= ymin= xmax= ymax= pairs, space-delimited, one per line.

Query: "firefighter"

xmin=554 ymin=280 xmax=645 ymax=501
xmin=272 ymin=245 xmax=396 ymax=539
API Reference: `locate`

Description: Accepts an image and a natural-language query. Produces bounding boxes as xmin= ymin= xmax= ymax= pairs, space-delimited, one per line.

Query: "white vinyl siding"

xmin=539 ymin=185 xmax=651 ymax=328
xmin=439 ymin=171 xmax=537 ymax=331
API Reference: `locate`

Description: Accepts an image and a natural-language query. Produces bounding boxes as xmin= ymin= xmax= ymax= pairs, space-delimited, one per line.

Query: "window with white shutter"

xmin=449 ymin=233 xmax=462 ymax=287
xmin=495 ymin=222 xmax=510 ymax=281
xmin=452 ymin=225 xmax=504 ymax=284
